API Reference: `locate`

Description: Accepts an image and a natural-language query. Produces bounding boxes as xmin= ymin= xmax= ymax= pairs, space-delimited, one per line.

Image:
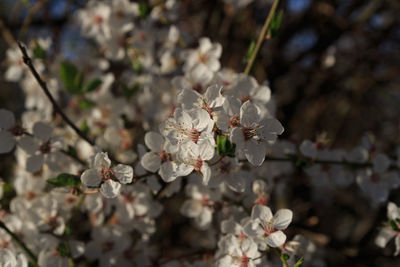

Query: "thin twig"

xmin=17 ymin=41 xmax=96 ymax=148
xmin=244 ymin=0 xmax=280 ymax=75
xmin=18 ymin=0 xmax=48 ymax=39
xmin=0 ymin=221 xmax=38 ymax=265
xmin=0 ymin=18 xmax=16 ymax=46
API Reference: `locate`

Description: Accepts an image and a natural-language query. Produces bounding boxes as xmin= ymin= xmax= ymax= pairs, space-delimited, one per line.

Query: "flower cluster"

xmin=0 ymin=0 xmax=399 ymax=266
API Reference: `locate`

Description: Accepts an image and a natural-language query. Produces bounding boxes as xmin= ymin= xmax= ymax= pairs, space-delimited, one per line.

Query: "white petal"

xmin=230 ymin=127 xmax=245 ymax=150
xmin=26 ymin=154 xmax=44 ymax=173
xmin=226 ymin=174 xmax=246 ymax=193
xmin=180 ymin=200 xmax=202 ymax=218
xmin=159 ymin=161 xmax=178 ymax=182
xmin=200 ymin=164 xmax=211 ymax=185
xmin=395 ymin=235 xmax=400 ymax=256
xmin=81 ymin=169 xmax=102 ymax=187
xmin=144 ymin=132 xmax=164 ymax=152
xmin=243 ymin=220 xmax=264 ymax=238
xmin=0 ymin=131 xmax=15 ymax=153
xmin=262 ymin=118 xmax=284 ymax=135
xmin=0 ymin=109 xmax=15 ymax=129
xmin=177 ymin=88 xmax=201 ymax=110
xmin=373 ymin=153 xmax=391 ymax=173
xmin=33 ymin=122 xmax=53 ymax=141
xmin=240 ymin=101 xmax=260 ymax=126
xmin=251 ymin=204 xmax=273 ymax=222
xmin=94 ymin=152 xmax=111 ymax=170
xmin=252 ymin=85 xmax=271 ymax=103
xmin=198 ymin=140 xmax=215 ymax=160
xmin=204 ymin=84 xmax=224 ymax=108
xmin=100 ymin=179 xmax=121 ymax=198
xmin=387 ymin=202 xmax=400 ymax=220
xmin=113 ymin=164 xmax=133 ymax=184
xmin=195 ymin=208 xmax=212 ymax=228
xmin=375 ymin=228 xmax=396 ymax=248
xmin=266 ymin=231 xmax=286 ymax=247
xmin=221 ymin=218 xmax=241 ymax=235
xmin=245 ymin=141 xmax=267 ymax=166
xmin=18 ymin=135 xmax=39 ymax=154
xmin=141 ymin=152 xmax=161 ymax=173
xmin=273 ymin=209 xmax=293 ymax=230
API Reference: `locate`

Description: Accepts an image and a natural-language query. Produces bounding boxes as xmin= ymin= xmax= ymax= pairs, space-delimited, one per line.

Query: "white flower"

xmin=230 ymin=101 xmax=284 ymax=166
xmin=183 ymin=37 xmax=222 ymax=73
xmin=177 ymin=85 xmax=225 ymax=114
xmin=243 ymin=204 xmax=293 ymax=248
xmin=180 ymin=184 xmax=220 ymax=229
xmin=216 ymin=236 xmax=261 ymax=267
xmin=161 ymin=107 xmax=214 ymax=146
xmin=375 ymin=202 xmax=400 ymax=256
xmin=18 ymin=122 xmax=64 ymax=173
xmin=81 ymin=152 xmax=133 ymax=198
xmin=0 ymin=248 xmax=28 ymax=267
xmin=78 ymin=1 xmax=112 ymax=42
xmin=140 ymin=131 xmax=179 ymax=182
xmin=176 ymin=140 xmax=215 ymax=184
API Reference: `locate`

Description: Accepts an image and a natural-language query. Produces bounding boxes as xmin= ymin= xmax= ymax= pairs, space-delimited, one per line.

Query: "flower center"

xmin=101 ymin=241 xmax=114 ymax=253
xmin=256 ymin=194 xmax=268 ymax=206
xmin=191 ymin=83 xmax=202 ymax=93
xmin=243 ymin=126 xmax=257 ymax=141
xmin=93 ymin=15 xmax=103 ymax=25
xmin=190 ymin=129 xmax=200 ymax=143
xmin=102 ymin=168 xmax=115 ymax=180
xmin=240 ymin=95 xmax=251 ymax=103
xmin=39 ymin=141 xmax=52 ymax=154
xmin=8 ymin=125 xmax=24 ymax=136
xmin=159 ymin=150 xmax=172 ymax=162
xmin=198 ymin=53 xmax=208 ymax=63
xmin=194 ymin=158 xmax=203 ymax=171
xmin=240 ymin=254 xmax=250 ymax=267
xmin=230 ymin=115 xmax=241 ymax=128
xmin=219 ymin=161 xmax=231 ymax=175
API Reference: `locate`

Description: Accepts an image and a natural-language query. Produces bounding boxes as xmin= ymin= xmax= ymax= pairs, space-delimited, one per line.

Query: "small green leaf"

xmin=389 ymin=220 xmax=400 ymax=232
xmin=242 ymin=40 xmax=256 ymax=63
xmin=81 ymin=120 xmax=89 ymax=135
xmin=60 ymin=61 xmax=79 ymax=94
xmin=79 ymin=99 xmax=96 ymax=109
xmin=122 ymin=83 xmax=141 ymax=99
xmin=268 ymin=10 xmax=284 ymax=39
xmin=74 ymin=71 xmax=85 ymax=92
xmin=83 ymin=79 xmax=102 ymax=93
xmin=139 ymin=2 xmax=150 ymax=18
xmin=32 ymin=41 xmax=46 ymax=59
xmin=281 ymin=253 xmax=290 ymax=260
xmin=217 ymin=135 xmax=236 ymax=158
xmin=47 ymin=173 xmax=81 ymax=187
xmin=56 ymin=241 xmax=70 ymax=257
xmin=294 ymin=257 xmax=304 ymax=267
xmin=131 ymin=58 xmax=143 ymax=74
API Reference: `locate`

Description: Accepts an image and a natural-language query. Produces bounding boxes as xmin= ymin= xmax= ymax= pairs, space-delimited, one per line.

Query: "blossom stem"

xmin=17 ymin=41 xmax=96 ymax=148
xmin=0 ymin=221 xmax=38 ymax=265
xmin=208 ymin=155 xmax=224 ymax=166
xmin=244 ymin=0 xmax=280 ymax=75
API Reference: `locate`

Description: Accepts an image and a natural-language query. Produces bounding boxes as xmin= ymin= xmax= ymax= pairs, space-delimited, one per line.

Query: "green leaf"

xmin=83 ymin=79 xmax=102 ymax=93
xmin=389 ymin=220 xmax=400 ymax=232
xmin=122 ymin=83 xmax=141 ymax=99
xmin=47 ymin=173 xmax=81 ymax=187
xmin=56 ymin=241 xmax=71 ymax=257
xmin=217 ymin=135 xmax=236 ymax=158
xmin=79 ymin=99 xmax=96 ymax=109
xmin=81 ymin=120 xmax=89 ymax=136
xmin=60 ymin=61 xmax=79 ymax=94
xmin=281 ymin=253 xmax=290 ymax=260
xmin=294 ymin=257 xmax=304 ymax=267
xmin=32 ymin=41 xmax=46 ymax=59
xmin=268 ymin=10 xmax=284 ymax=39
xmin=139 ymin=2 xmax=150 ymax=18
xmin=131 ymin=58 xmax=143 ymax=74
xmin=242 ymin=40 xmax=256 ymax=63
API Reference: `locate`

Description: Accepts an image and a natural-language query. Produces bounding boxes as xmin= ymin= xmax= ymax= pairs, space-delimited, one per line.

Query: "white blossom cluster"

xmin=0 ymin=0 xmax=399 ymax=266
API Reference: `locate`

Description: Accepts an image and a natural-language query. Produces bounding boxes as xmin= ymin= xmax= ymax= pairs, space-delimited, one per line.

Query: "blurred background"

xmin=0 ymin=0 xmax=399 ymax=266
